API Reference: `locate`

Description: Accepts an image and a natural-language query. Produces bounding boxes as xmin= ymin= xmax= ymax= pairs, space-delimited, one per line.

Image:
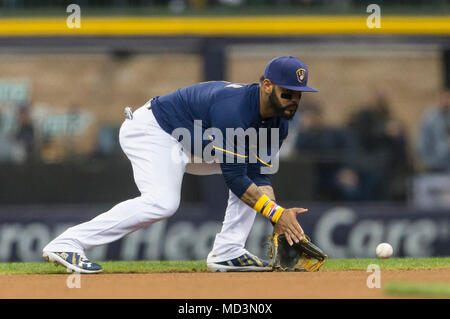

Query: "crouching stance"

xmin=43 ymin=56 xmax=320 ymax=273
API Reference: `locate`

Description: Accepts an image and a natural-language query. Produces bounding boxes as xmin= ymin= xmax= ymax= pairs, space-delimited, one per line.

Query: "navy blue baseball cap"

xmin=264 ymin=56 xmax=318 ymax=92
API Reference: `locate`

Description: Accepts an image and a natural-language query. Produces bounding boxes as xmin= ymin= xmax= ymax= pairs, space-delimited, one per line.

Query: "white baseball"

xmin=376 ymin=243 xmax=393 ymax=259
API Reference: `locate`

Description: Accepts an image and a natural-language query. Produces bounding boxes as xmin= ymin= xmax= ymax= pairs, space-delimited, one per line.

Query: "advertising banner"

xmin=0 ymin=203 xmax=448 ymax=262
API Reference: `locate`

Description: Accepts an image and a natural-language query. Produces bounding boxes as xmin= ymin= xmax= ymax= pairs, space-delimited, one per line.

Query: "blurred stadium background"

xmin=0 ymin=0 xmax=449 ymax=262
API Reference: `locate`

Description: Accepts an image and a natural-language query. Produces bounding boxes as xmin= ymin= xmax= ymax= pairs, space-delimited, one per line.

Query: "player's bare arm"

xmin=240 ymin=183 xmax=307 ymax=246
xmin=258 ymin=185 xmax=276 ymax=200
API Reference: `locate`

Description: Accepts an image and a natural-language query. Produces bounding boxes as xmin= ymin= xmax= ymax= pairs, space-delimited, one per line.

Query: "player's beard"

xmin=269 ymin=90 xmax=297 ymax=120
xmin=269 ymin=89 xmax=298 ymax=120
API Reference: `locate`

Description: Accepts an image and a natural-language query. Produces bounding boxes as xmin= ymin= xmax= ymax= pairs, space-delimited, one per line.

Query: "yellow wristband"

xmin=253 ymin=194 xmax=284 ymax=223
xmin=271 ymin=206 xmax=284 ymax=223
xmin=253 ymin=194 xmax=270 ymax=213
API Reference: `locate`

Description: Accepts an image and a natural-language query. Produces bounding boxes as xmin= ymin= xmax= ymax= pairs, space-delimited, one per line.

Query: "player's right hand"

xmin=273 ymin=208 xmax=308 ymax=246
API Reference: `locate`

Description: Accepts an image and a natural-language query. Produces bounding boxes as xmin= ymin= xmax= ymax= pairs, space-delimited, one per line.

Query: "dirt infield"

xmin=1 ymin=269 xmax=449 ymax=299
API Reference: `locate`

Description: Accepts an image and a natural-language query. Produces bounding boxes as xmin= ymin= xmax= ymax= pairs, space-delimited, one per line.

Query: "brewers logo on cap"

xmin=264 ymin=56 xmax=318 ymax=92
xmin=296 ymin=68 xmax=306 ymax=83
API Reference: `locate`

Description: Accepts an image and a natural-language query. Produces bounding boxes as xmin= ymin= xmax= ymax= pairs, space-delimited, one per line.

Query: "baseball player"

xmin=42 ymin=56 xmax=318 ymax=273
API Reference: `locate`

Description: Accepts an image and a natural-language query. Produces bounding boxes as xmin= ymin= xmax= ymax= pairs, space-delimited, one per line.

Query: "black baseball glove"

xmin=268 ymin=233 xmax=328 ymax=272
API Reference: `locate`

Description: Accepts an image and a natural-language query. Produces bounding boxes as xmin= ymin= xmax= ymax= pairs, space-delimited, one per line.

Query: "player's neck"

xmin=259 ymin=86 xmax=276 ymax=119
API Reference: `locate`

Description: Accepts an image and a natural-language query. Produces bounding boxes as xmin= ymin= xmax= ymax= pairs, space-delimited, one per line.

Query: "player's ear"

xmin=262 ymin=79 xmax=274 ymax=94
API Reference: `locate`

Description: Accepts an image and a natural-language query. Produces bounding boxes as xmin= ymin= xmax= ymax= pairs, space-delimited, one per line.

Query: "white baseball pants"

xmin=43 ymin=104 xmax=256 ymax=262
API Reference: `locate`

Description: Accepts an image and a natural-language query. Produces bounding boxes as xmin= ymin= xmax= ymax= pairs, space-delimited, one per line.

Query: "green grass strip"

xmin=0 ymin=257 xmax=449 ymax=275
xmin=0 ymin=260 xmax=207 ymax=275
xmin=384 ymin=281 xmax=450 ymax=298
xmin=322 ymin=257 xmax=450 ymax=271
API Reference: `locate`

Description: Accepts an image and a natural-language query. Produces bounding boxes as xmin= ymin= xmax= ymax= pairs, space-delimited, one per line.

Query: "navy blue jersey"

xmin=151 ymin=81 xmax=289 ymax=198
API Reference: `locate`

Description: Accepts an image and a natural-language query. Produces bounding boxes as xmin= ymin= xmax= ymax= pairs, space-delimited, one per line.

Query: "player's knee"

xmin=140 ymin=193 xmax=180 ymax=219
xmin=159 ymin=197 xmax=180 ymax=217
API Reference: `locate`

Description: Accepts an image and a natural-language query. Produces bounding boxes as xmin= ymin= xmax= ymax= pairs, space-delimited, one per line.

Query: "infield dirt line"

xmin=1 ymin=270 xmax=449 ymax=299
